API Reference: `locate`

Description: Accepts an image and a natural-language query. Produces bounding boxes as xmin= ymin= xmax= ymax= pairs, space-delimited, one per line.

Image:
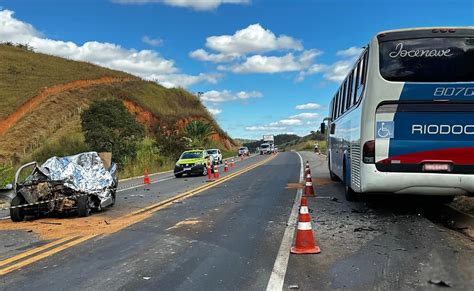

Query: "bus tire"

xmin=343 ymin=161 xmax=358 ymax=202
xmin=430 ymin=195 xmax=455 ymax=204
xmin=328 ymin=155 xmax=339 ymax=181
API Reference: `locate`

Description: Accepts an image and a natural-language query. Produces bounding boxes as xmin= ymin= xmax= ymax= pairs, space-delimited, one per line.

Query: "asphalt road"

xmin=285 ymin=152 xmax=474 ymax=290
xmin=0 ymin=152 xmax=298 ymax=290
xmin=0 ymin=151 xmax=473 ymax=290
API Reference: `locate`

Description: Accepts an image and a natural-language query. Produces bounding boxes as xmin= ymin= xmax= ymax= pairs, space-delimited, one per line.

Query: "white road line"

xmin=266 ymin=152 xmax=304 ymax=291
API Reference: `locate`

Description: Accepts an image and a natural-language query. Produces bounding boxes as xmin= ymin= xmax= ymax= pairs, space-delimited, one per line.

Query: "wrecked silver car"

xmin=10 ymin=152 xmax=118 ymax=222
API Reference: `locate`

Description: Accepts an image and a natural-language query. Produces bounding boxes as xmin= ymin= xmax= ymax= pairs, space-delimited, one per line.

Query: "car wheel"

xmin=77 ymin=195 xmax=91 ymax=217
xmin=202 ymin=166 xmax=208 ymax=176
xmin=110 ymin=191 xmax=116 ymax=207
xmin=175 ymin=173 xmax=183 ymax=178
xmin=10 ymin=195 xmax=26 ymax=222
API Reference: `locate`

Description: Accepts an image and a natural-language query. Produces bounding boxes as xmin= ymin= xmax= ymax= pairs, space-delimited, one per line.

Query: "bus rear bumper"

xmin=360 ymin=165 xmax=474 ymax=195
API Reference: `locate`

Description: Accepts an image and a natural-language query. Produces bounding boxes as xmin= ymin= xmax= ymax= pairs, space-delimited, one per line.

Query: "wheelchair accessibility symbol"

xmin=376 ymin=121 xmax=394 ymax=139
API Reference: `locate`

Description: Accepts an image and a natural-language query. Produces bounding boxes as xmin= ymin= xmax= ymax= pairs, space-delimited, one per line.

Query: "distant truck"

xmin=262 ymin=135 xmax=274 ymax=144
xmin=260 ymin=135 xmax=275 ymax=155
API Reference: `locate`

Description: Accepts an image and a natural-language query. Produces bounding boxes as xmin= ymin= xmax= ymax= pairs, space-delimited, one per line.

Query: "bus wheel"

xmin=343 ymin=162 xmax=358 ymax=202
xmin=328 ymin=155 xmax=339 ymax=181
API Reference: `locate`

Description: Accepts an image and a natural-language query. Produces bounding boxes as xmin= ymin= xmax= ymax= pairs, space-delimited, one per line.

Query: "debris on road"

xmin=428 ymin=279 xmax=451 ymax=287
xmin=39 ymin=221 xmax=62 ymax=225
xmin=353 ymin=226 xmax=376 ymax=232
xmin=288 ymin=284 xmax=300 ymax=289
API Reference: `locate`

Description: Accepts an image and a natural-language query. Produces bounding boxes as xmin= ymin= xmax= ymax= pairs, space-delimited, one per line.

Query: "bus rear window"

xmin=379 ymin=37 xmax=474 ymax=82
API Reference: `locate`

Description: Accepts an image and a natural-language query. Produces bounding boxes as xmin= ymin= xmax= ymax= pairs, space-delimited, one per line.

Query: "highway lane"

xmin=0 ymin=152 xmax=300 ymax=290
xmin=284 ymin=152 xmax=474 ymax=290
xmin=0 ymin=154 xmax=265 ymax=263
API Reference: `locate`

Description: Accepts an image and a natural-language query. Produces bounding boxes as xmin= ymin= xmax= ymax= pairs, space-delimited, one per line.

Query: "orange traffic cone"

xmin=214 ymin=164 xmax=220 ymax=179
xmin=291 ymin=197 xmax=320 ymax=254
xmin=231 ymin=159 xmax=235 ymax=167
xmin=240 ymin=155 xmax=244 ymax=161
xmin=207 ymin=164 xmax=213 ymax=182
xmin=143 ymin=169 xmax=150 ymax=185
xmin=304 ymin=173 xmax=315 ymax=197
xmin=224 ymin=161 xmax=229 ymax=172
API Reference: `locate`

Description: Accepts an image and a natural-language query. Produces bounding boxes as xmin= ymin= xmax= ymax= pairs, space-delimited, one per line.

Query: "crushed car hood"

xmin=37 ymin=152 xmax=116 ymax=201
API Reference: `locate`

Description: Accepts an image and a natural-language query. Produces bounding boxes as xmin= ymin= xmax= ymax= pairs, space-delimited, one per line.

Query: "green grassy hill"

xmin=0 ymin=44 xmax=235 ymax=176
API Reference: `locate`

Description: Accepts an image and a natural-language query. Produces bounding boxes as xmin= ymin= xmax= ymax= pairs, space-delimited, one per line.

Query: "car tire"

xmin=77 ymin=195 xmax=91 ymax=217
xmin=175 ymin=173 xmax=183 ymax=178
xmin=202 ymin=166 xmax=208 ymax=176
xmin=110 ymin=191 xmax=116 ymax=207
xmin=10 ymin=195 xmax=26 ymax=222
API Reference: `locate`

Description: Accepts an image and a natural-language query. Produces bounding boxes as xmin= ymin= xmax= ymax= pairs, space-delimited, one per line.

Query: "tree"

xmin=154 ymin=124 xmax=191 ymax=160
xmin=183 ymin=120 xmax=214 ymax=147
xmin=81 ymin=99 xmax=144 ymax=164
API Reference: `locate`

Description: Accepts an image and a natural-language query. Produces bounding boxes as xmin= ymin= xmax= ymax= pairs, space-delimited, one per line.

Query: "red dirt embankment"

xmin=0 ymin=77 xmax=133 ymax=136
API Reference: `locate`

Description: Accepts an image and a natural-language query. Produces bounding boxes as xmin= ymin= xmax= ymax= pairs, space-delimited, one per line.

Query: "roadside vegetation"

xmin=0 ymin=44 xmax=236 ymax=181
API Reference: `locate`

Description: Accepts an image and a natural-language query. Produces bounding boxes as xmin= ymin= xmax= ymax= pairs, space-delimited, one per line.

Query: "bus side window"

xmin=340 ymin=82 xmax=347 ymax=115
xmin=353 ymin=63 xmax=359 ymax=105
xmin=346 ymin=72 xmax=353 ymax=110
xmin=355 ymin=50 xmax=368 ymax=102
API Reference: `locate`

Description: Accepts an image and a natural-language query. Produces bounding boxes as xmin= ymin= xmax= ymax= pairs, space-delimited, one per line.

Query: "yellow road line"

xmin=0 ymin=236 xmax=74 ymax=268
xmin=128 ymin=154 xmax=276 ymax=216
xmin=0 ymin=154 xmax=277 ymax=276
xmin=0 ymin=235 xmax=97 ymax=276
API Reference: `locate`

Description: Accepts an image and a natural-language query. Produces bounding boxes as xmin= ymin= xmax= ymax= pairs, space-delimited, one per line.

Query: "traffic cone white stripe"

xmin=306 ymin=174 xmax=311 ymax=179
xmin=305 ymin=182 xmax=312 ymax=187
xmin=297 ymin=222 xmax=312 ymax=230
xmin=300 ymin=206 xmax=309 ymax=214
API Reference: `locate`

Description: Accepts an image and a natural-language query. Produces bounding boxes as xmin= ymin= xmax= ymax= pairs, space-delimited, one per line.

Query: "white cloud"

xmin=278 ymin=118 xmax=302 ymax=126
xmin=245 ymin=125 xmax=286 ymax=131
xmin=221 ymin=49 xmax=320 ymax=74
xmin=142 ymin=35 xmax=163 ymax=47
xmin=200 ymin=90 xmax=262 ymax=103
xmin=295 ymin=103 xmax=321 ymax=110
xmin=0 ymin=9 xmax=216 ymax=88
xmin=290 ymin=113 xmax=319 ymax=119
xmin=336 ymin=46 xmax=363 ymax=57
xmin=112 ymin=0 xmax=250 ymax=11
xmin=204 ymin=23 xmax=302 ymax=56
xmin=323 ymin=60 xmax=353 ymax=82
xmin=207 ymin=107 xmax=222 ymax=115
xmin=189 ymin=48 xmax=237 ymax=63
xmin=296 ymin=63 xmax=327 ymax=81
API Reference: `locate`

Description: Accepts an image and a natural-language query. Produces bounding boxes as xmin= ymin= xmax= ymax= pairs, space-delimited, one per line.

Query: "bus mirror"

xmin=320 ymin=122 xmax=326 ymax=135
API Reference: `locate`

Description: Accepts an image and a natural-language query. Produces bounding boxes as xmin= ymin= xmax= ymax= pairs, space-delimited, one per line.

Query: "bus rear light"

xmin=440 ymin=29 xmax=448 ymax=33
xmin=448 ymin=29 xmax=456 ymax=33
xmin=432 ymin=29 xmax=439 ymax=33
xmin=363 ymin=140 xmax=375 ymax=164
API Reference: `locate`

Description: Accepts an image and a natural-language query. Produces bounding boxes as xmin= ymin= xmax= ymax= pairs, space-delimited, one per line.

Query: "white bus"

xmin=321 ymin=27 xmax=474 ymax=201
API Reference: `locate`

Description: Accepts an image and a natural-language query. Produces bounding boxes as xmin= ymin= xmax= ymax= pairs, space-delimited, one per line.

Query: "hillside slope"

xmin=0 ymin=44 xmax=234 ymax=163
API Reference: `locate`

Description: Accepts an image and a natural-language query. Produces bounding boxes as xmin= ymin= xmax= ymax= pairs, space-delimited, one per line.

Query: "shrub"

xmin=81 ymin=99 xmax=144 ymax=164
xmin=0 ymin=165 xmax=14 ymax=188
xmin=183 ymin=120 xmax=214 ymax=147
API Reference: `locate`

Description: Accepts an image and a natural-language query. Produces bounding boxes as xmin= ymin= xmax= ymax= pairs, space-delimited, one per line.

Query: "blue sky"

xmin=0 ymin=0 xmax=473 ymax=139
